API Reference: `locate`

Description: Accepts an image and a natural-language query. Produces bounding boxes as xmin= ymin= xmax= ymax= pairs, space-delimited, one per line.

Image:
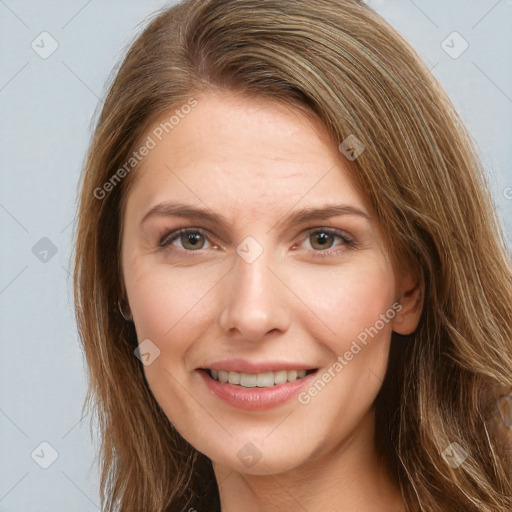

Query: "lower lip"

xmin=198 ymin=370 xmax=318 ymax=410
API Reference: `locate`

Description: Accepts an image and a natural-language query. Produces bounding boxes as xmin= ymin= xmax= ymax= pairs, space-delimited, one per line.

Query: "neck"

xmin=212 ymin=409 xmax=405 ymax=512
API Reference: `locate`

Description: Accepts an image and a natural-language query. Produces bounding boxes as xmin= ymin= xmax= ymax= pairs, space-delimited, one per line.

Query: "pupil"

xmin=185 ymin=232 xmax=203 ymax=248
xmin=314 ymin=232 xmax=331 ymax=248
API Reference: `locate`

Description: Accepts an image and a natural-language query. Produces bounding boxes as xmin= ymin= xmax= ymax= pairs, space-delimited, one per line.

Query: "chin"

xmin=209 ymin=438 xmax=314 ymax=476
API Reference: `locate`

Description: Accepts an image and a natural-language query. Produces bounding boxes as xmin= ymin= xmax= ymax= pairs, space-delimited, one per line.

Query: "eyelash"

xmin=158 ymin=227 xmax=356 ymax=259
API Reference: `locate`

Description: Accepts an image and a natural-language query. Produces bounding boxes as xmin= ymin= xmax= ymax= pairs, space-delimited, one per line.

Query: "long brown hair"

xmin=73 ymin=1 xmax=512 ymax=510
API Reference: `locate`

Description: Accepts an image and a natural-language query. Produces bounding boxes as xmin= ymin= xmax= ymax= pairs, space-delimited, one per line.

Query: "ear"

xmin=392 ymin=272 xmax=423 ymax=335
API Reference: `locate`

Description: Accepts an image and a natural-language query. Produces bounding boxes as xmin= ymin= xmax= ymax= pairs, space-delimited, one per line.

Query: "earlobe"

xmin=392 ymin=281 xmax=423 ymax=336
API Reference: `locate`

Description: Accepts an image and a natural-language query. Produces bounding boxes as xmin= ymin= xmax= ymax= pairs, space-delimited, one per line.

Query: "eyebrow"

xmin=140 ymin=201 xmax=370 ymax=229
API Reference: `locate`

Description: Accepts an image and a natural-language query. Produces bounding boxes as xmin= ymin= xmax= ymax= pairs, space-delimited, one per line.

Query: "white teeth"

xmin=256 ymin=371 xmax=274 ymax=387
xmin=228 ymin=371 xmax=240 ymax=385
xmin=209 ymin=368 xmax=310 ymax=387
xmin=240 ymin=373 xmax=257 ymax=387
xmin=274 ymin=370 xmax=288 ymax=384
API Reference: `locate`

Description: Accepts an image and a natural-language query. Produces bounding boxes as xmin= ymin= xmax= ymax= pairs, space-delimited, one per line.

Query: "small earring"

xmin=118 ymin=298 xmax=133 ymax=322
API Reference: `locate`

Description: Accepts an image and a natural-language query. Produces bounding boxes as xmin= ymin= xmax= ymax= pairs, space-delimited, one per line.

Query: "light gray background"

xmin=1 ymin=1 xmax=511 ymax=510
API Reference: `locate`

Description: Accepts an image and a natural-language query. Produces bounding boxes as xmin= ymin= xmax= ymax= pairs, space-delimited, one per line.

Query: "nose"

xmin=218 ymin=246 xmax=291 ymax=343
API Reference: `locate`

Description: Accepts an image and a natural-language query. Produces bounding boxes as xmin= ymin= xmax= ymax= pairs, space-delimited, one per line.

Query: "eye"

xmin=159 ymin=228 xmax=215 ymax=252
xmin=298 ymin=228 xmax=356 ymax=257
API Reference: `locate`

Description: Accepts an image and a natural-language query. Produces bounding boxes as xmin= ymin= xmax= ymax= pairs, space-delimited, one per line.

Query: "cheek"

xmin=124 ymin=264 xmax=222 ymax=419
xmin=289 ymin=256 xmax=396 ymax=353
xmin=125 ymin=262 xmax=224 ymax=360
xmin=291 ymin=259 xmax=397 ymax=432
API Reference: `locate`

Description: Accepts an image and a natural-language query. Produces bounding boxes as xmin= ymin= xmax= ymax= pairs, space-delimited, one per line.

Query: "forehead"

xmin=124 ymin=91 xmax=366 ymax=220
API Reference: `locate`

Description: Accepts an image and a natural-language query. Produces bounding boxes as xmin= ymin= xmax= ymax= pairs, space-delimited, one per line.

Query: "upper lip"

xmin=198 ymin=358 xmax=318 ymax=374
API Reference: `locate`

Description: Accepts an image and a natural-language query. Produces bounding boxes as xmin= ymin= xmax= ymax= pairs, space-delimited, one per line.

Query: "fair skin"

xmin=121 ymin=90 xmax=422 ymax=511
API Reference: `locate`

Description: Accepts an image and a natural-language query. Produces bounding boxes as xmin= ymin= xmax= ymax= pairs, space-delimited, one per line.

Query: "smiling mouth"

xmin=200 ymin=368 xmax=318 ymax=388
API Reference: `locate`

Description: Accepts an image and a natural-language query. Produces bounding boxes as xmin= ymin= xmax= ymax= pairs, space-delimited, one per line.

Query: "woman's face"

xmin=121 ymin=91 xmax=419 ymax=476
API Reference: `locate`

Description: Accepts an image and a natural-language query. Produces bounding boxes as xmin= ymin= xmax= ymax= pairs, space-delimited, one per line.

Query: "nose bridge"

xmin=218 ymin=237 xmax=289 ymax=341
